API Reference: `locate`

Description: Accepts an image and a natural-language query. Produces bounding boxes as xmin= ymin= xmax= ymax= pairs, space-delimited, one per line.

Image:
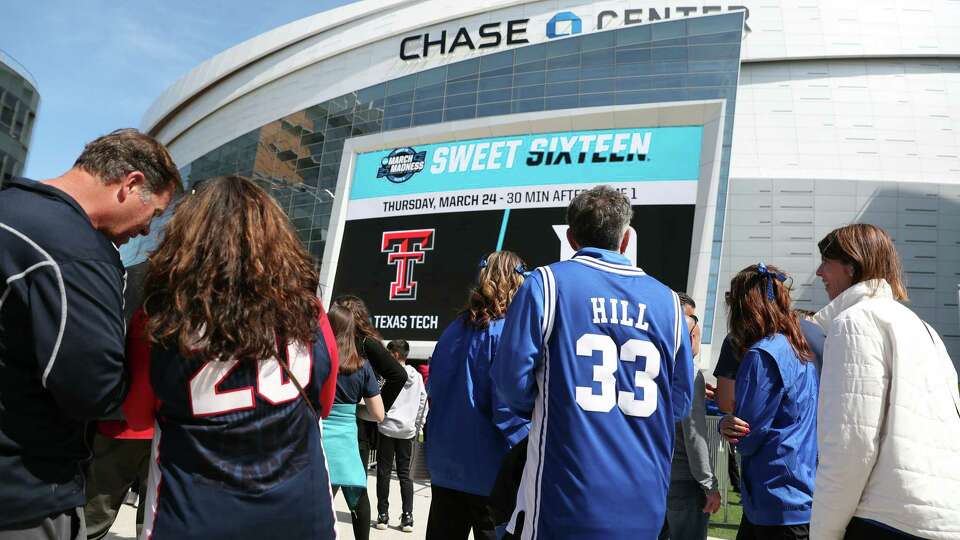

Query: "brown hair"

xmin=817 ymin=224 xmax=907 ymax=301
xmin=726 ymin=264 xmax=812 ymax=361
xmin=142 ymin=176 xmax=320 ymax=361
xmin=74 ymin=128 xmax=182 ymax=195
xmin=329 ymin=295 xmax=381 ymax=374
xmin=566 ymin=185 xmax=633 ymax=251
xmin=461 ymin=250 xmax=526 ymax=329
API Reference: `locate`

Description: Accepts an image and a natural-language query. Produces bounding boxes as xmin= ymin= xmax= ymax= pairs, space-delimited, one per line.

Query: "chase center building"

xmin=128 ymin=0 xmax=960 ymax=368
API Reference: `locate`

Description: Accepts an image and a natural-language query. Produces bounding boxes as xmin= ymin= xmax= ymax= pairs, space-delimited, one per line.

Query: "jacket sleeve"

xmin=671 ymin=293 xmax=696 ymax=423
xmin=415 ymin=373 xmax=429 ymax=432
xmin=122 ymin=310 xmax=156 ymax=431
xmin=811 ymin=317 xmax=887 ymax=540
xmin=30 ymin=259 xmax=127 ymax=419
xmin=733 ymin=349 xmax=782 ymax=457
xmin=681 ymin=371 xmax=718 ymax=492
xmin=364 ymin=337 xmax=406 ymax=411
xmin=315 ymin=308 xmax=339 ymax=418
xmin=491 ymin=271 xmax=546 ymax=418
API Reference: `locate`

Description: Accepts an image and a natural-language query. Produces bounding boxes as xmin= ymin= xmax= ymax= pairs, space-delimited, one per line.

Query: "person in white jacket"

xmin=811 ymin=223 xmax=960 ymax=540
xmin=376 ymin=339 xmax=429 ymax=533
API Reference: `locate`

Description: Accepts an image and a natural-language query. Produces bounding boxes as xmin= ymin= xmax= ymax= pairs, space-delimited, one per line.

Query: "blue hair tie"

xmin=479 ymin=255 xmax=528 ymax=276
xmin=757 ymin=261 xmax=787 ymax=300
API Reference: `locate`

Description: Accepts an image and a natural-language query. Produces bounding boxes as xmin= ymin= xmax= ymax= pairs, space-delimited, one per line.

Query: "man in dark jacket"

xmin=0 ymin=129 xmax=181 ymax=539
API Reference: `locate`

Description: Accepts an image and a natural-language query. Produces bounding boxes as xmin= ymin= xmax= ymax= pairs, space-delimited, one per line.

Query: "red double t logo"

xmin=381 ymin=229 xmax=435 ymax=300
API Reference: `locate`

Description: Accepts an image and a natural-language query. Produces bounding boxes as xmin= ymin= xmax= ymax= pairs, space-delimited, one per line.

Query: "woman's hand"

xmin=720 ymin=414 xmax=750 ymax=444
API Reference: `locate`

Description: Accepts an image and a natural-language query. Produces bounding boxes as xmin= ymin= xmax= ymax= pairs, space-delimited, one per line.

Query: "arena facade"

xmin=128 ymin=0 xmax=960 ymax=367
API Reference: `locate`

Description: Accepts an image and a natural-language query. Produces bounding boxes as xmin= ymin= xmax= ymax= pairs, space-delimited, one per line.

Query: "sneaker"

xmin=400 ymin=512 xmax=414 ymax=533
xmin=375 ymin=512 xmax=389 ymax=530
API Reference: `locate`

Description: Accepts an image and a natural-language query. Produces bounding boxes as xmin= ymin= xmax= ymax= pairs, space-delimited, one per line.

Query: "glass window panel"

xmin=445 ymin=92 xmax=477 ymax=108
xmin=513 ymin=85 xmax=544 ymax=99
xmin=652 ymin=19 xmax=685 ymax=40
xmin=302 ymin=131 xmax=325 ymax=146
xmin=580 ymin=65 xmax=616 ymax=80
xmin=478 ymin=75 xmax=513 ymax=91
xmin=479 ymin=66 xmax=513 ymax=78
xmin=581 ymin=30 xmax=614 ymax=51
xmin=579 ymin=93 xmax=614 ymax=107
xmin=616 ymin=89 xmax=687 ymax=105
xmin=416 ymin=83 xmax=445 ymax=100
xmin=546 ymin=68 xmax=579 ymax=84
xmin=688 ymin=59 xmax=740 ymax=72
xmin=447 ymin=79 xmax=478 ymax=95
xmin=616 ymin=24 xmax=651 ymax=46
xmin=0 ymin=106 xmax=12 ymax=127
xmin=446 ymin=58 xmax=480 ymax=81
xmin=688 ymin=11 xmax=745 ymax=34
xmin=356 ymin=85 xmax=385 ymax=103
xmin=650 ymin=75 xmax=684 ymax=89
xmin=580 ymin=79 xmax=615 ymax=94
xmin=414 ymin=97 xmax=444 ymax=113
xmin=512 ymin=99 xmax=544 ymax=113
xmin=648 ymin=37 xmax=687 ymax=47
xmin=417 ymin=67 xmax=446 ymax=86
xmin=477 ymin=101 xmax=511 ymax=117
xmin=514 ymin=60 xmax=546 ymax=73
xmin=689 ymin=44 xmax=740 ymax=61
xmin=615 ymin=48 xmax=651 ymax=64
xmin=326 ymin=125 xmax=352 ymax=140
xmin=655 ymin=46 xmax=688 ymax=61
xmin=515 ymin=44 xmax=546 ymax=63
xmin=324 ymin=139 xmax=345 ymax=152
xmin=384 ymin=101 xmax=413 ymax=117
xmin=688 ymin=31 xmax=741 ymax=45
xmin=325 ymin=113 xmax=352 ymax=128
xmin=617 ymin=76 xmax=651 ymax=91
xmin=480 ymin=51 xmax=514 ymax=71
xmin=545 ymin=95 xmax=580 ymax=110
xmin=444 ymin=106 xmax=476 ymax=122
xmin=547 ymin=53 xmax=580 ymax=70
xmin=413 ymin=110 xmax=443 ymax=126
xmin=685 ymin=72 xmax=733 ymax=88
xmin=513 ymin=71 xmax=545 ymax=87
xmin=478 ymin=88 xmax=512 ymax=104
xmin=386 ymin=91 xmax=414 ymax=106
xmin=547 ymin=38 xmax=579 ymax=57
xmin=581 ymin=48 xmax=614 ymax=66
xmin=386 ymin=74 xmax=417 ymax=95
xmin=653 ymin=60 xmax=689 ymax=74
xmin=383 ymin=115 xmax=411 ymax=131
xmin=545 ymin=82 xmax=579 ymax=97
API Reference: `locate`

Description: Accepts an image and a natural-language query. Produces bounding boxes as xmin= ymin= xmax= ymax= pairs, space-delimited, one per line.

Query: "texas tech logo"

xmin=381 ymin=229 xmax=435 ymax=300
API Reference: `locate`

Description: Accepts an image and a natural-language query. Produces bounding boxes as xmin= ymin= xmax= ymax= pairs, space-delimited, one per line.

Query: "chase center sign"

xmin=399 ymin=4 xmax=750 ymax=60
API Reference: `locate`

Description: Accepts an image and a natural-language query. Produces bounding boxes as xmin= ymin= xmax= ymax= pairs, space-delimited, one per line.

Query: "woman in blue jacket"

xmin=424 ymin=251 xmax=531 ymax=540
xmin=720 ymin=263 xmax=818 ymax=540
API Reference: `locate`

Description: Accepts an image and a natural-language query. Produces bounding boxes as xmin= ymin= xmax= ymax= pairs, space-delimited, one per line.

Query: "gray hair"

xmin=566 ymin=185 xmax=633 ymax=251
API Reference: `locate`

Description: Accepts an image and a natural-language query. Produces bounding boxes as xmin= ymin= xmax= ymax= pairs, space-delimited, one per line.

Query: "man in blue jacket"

xmin=492 ymin=185 xmax=695 ymax=540
xmin=0 ymin=129 xmax=181 ymax=539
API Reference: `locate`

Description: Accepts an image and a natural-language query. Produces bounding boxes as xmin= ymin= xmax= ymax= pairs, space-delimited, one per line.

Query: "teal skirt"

xmin=321 ymin=403 xmax=367 ymax=489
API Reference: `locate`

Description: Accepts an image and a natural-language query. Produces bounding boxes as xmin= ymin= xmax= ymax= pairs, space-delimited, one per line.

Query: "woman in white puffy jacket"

xmin=811 ymin=223 xmax=960 ymax=540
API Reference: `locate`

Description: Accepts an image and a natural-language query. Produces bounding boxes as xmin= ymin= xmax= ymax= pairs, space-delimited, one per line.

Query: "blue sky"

xmin=3 ymin=0 xmax=353 ymax=180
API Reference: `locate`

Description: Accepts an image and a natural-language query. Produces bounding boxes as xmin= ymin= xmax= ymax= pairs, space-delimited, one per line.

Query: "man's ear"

xmin=618 ymin=227 xmax=631 ymax=254
xmin=118 ymin=171 xmax=146 ymax=202
xmin=566 ymin=228 xmax=581 ymax=251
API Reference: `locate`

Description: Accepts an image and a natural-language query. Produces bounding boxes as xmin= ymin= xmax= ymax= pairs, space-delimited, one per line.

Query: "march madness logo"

xmin=381 ymin=229 xmax=435 ymax=300
xmin=377 ymin=147 xmax=427 ymax=184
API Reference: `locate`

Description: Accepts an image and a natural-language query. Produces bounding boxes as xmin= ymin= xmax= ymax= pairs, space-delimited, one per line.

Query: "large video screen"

xmin=331 ymin=126 xmax=702 ymax=342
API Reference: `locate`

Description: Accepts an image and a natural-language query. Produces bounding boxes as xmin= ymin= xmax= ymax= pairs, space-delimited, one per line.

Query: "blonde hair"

xmin=461 ymin=251 xmax=526 ymax=329
xmin=817 ymin=224 xmax=908 ymax=301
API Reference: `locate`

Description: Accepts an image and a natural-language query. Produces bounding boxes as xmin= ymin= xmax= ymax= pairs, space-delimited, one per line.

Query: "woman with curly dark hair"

xmin=719 ymin=263 xmax=818 ymax=540
xmin=424 ymin=251 xmax=531 ymax=540
xmin=122 ymin=176 xmax=339 ymax=540
xmin=323 ymin=294 xmax=406 ymax=540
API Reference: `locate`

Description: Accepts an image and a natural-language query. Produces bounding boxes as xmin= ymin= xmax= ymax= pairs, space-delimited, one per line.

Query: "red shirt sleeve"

xmin=316 ymin=308 xmax=339 ymax=418
xmin=122 ymin=309 xmax=157 ymax=431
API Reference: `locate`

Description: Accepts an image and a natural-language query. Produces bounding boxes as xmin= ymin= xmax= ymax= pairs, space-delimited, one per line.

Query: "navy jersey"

xmin=123 ymin=310 xmax=339 ymax=540
xmin=493 ymin=248 xmax=695 ymax=540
